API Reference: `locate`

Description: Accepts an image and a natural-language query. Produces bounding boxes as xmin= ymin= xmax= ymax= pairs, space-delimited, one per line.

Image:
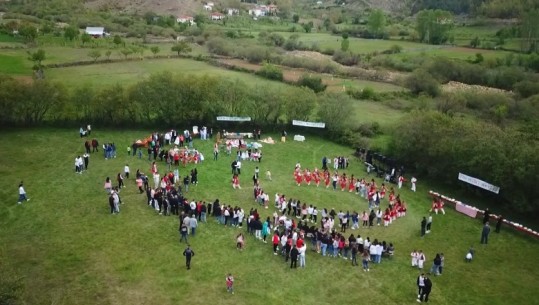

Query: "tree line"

xmin=389 ymin=110 xmax=539 ymax=215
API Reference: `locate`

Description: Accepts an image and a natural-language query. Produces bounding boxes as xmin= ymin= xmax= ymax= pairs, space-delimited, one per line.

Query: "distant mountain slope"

xmin=84 ymin=0 xmax=204 ymax=16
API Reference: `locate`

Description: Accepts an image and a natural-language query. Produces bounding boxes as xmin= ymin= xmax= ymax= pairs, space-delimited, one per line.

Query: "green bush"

xmin=332 ymin=50 xmax=360 ymax=66
xmin=514 ymin=80 xmax=539 ymax=98
xmin=255 ymin=62 xmax=283 ymax=81
xmin=297 ymin=74 xmax=327 ymax=93
xmin=405 ymin=69 xmax=440 ymax=97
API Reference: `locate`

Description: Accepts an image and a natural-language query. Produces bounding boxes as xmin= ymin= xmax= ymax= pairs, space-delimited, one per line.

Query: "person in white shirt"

xmin=153 ymin=172 xmax=160 ymax=189
xmin=411 ymin=250 xmax=419 ymax=267
xmin=124 ymin=164 xmax=130 ymax=179
xmin=411 ymin=177 xmax=417 ymax=192
xmin=417 ymin=250 xmax=426 ymax=270
xmin=376 ymin=243 xmax=383 ymax=263
xmin=369 ymin=242 xmax=378 ymax=262
xmin=18 ymin=182 xmax=29 ymax=204
xmin=298 ymin=243 xmax=307 ymax=268
xmin=236 ymin=161 xmax=242 ymax=174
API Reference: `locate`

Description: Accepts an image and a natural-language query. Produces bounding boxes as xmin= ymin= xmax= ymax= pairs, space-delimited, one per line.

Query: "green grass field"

xmin=1 ymin=128 xmax=538 ymax=305
xmin=45 ymin=58 xmax=291 ymax=88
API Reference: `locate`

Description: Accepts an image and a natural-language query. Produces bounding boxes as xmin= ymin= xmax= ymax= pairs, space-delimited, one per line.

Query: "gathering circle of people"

xmin=38 ymin=125 xmax=505 ymax=301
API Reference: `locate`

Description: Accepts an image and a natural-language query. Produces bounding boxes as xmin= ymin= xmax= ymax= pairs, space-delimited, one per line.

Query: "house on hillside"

xmin=226 ymin=8 xmax=240 ymax=16
xmin=85 ymin=27 xmax=106 ymax=38
xmin=177 ymin=15 xmax=195 ymax=25
xmin=210 ymin=12 xmax=225 ymax=20
xmin=203 ymin=1 xmax=215 ymax=11
xmin=248 ymin=4 xmax=277 ymax=17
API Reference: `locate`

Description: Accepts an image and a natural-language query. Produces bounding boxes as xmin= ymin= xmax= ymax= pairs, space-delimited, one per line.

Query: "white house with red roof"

xmin=177 ymin=15 xmax=195 ymax=25
xmin=210 ymin=12 xmax=225 ymax=20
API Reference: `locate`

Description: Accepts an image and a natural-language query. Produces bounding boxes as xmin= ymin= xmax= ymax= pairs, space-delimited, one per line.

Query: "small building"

xmin=85 ymin=27 xmax=105 ymax=38
xmin=177 ymin=15 xmax=195 ymax=25
xmin=203 ymin=4 xmax=212 ymax=10
xmin=226 ymin=8 xmax=240 ymax=16
xmin=210 ymin=12 xmax=225 ymax=20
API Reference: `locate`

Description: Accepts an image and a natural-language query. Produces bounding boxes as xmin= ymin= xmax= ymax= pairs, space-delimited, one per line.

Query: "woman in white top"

xmin=417 ymin=250 xmax=426 ymax=269
xmin=411 ymin=250 xmax=419 ymax=267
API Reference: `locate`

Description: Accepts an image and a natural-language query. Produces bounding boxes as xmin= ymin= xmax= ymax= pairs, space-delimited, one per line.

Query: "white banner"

xmin=458 ymin=173 xmax=500 ymax=194
xmin=216 ymin=116 xmax=251 ymax=122
xmin=292 ymin=120 xmax=325 ymax=128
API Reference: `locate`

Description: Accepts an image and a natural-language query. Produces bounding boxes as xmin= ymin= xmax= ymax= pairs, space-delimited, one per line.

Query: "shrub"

xmin=332 ymin=50 xmax=360 ymax=66
xmin=405 ymin=69 xmax=440 ymax=97
xmin=513 ymin=81 xmax=539 ymax=98
xmin=207 ymin=37 xmax=232 ymax=56
xmin=297 ymin=74 xmax=327 ymax=93
xmin=256 ymin=62 xmax=283 ymax=81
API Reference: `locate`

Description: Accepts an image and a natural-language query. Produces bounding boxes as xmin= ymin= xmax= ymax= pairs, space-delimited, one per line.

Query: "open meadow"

xmin=1 ymin=129 xmax=538 ymax=305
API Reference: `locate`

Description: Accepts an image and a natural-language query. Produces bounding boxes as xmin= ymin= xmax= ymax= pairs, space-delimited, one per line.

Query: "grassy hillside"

xmin=1 ymin=129 xmax=538 ymax=305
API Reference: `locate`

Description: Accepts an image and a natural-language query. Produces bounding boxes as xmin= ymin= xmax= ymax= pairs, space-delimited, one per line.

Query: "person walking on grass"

xmin=419 ymin=274 xmax=432 ymax=302
xmin=226 ymin=273 xmax=234 ymax=294
xmin=179 ymin=223 xmax=188 ymax=243
xmin=416 ymin=273 xmax=425 ymax=301
xmin=481 ymin=222 xmax=491 ymax=244
xmin=17 ymin=182 xmax=30 ymax=204
xmin=124 ymin=164 xmax=130 ymax=179
xmin=183 ymin=244 xmax=195 ymax=270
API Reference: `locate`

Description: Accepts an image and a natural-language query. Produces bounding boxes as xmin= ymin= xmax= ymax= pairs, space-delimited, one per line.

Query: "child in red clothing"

xmin=226 ymin=273 xmax=234 ymax=294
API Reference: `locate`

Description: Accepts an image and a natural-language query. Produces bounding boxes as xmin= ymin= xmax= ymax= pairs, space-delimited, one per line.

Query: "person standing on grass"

xmin=426 ymin=214 xmax=433 ymax=234
xmin=411 ymin=177 xmax=417 ymax=192
xmin=226 ymin=273 xmax=234 ymax=294
xmin=16 ymin=181 xmax=31 ymax=205
xmin=421 ymin=217 xmax=427 ymax=237
xmin=290 ymin=245 xmax=299 ymax=269
xmin=430 ymin=253 xmax=441 ymax=276
xmin=183 ymin=245 xmax=195 ymax=270
xmin=362 ymin=250 xmax=370 ymax=272
xmin=439 ymin=253 xmax=445 ymax=275
xmin=124 ymin=164 xmax=130 ymax=179
xmin=189 ymin=214 xmax=198 ymax=237
xmin=416 ymin=273 xmax=425 ymax=301
xmin=419 ymin=274 xmax=432 ymax=302
xmin=496 ymin=215 xmax=503 ymax=233
xmin=481 ymin=222 xmax=491 ymax=244
xmin=179 ymin=223 xmax=188 ymax=243
xmin=418 ymin=250 xmax=426 ymax=270
xmin=483 ymin=208 xmax=490 ymax=224
xmin=117 ymin=173 xmax=124 ymax=189
xmin=83 ymin=153 xmax=89 ymax=171
xmin=104 ymin=177 xmax=112 ymax=194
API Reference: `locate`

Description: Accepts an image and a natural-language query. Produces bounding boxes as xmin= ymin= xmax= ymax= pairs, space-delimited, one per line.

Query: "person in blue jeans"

xmin=190 ymin=215 xmax=198 ymax=236
xmin=481 ymin=222 xmax=491 ymax=244
xmin=362 ymin=250 xmax=370 ymax=271
xmin=179 ymin=224 xmax=188 ymax=243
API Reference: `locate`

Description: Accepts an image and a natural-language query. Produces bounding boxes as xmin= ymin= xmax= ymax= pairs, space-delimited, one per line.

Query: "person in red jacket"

xmin=272 ymin=231 xmax=280 ymax=255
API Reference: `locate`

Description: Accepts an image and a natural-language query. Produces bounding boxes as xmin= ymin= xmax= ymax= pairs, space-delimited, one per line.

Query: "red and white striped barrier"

xmin=429 ymin=190 xmax=539 ymax=239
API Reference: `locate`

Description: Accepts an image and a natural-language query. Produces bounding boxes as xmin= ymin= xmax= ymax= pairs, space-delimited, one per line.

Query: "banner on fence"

xmin=216 ymin=116 xmax=251 ymax=122
xmin=292 ymin=120 xmax=326 ymax=128
xmin=458 ymin=173 xmax=500 ymax=194
xmin=455 ymin=202 xmax=478 ymax=218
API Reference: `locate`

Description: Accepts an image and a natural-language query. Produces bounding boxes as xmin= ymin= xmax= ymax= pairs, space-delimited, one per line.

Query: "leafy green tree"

xmin=27 ymin=49 xmax=46 ymax=79
xmin=341 ymin=34 xmax=350 ymax=51
xmin=367 ymin=9 xmax=386 ymax=38
xmin=105 ymin=50 xmax=112 ymax=60
xmin=64 ymin=26 xmax=79 ymax=41
xmin=470 ymin=36 xmax=480 ymax=48
xmin=19 ymin=24 xmax=38 ymax=43
xmin=255 ymin=63 xmax=283 ymax=81
xmin=81 ymin=33 xmax=91 ymax=46
xmin=150 ymin=46 xmax=160 ymax=57
xmin=416 ymin=9 xmax=453 ymax=44
xmin=40 ymin=22 xmax=54 ymax=35
xmin=88 ymin=50 xmax=102 ymax=62
xmin=120 ymin=48 xmax=133 ymax=59
xmin=302 ymin=21 xmax=313 ymax=33
xmin=520 ymin=9 xmax=539 ymax=53
xmin=113 ymin=35 xmax=123 ymax=47
xmin=171 ymin=41 xmax=192 ymax=56
xmin=292 ymin=14 xmax=300 ymax=23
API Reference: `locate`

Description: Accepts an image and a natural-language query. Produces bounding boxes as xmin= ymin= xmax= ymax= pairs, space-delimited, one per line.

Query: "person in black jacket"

xmin=421 ymin=217 xmax=427 ymax=237
xmin=419 ymin=275 xmax=432 ymax=302
xmin=183 ymin=245 xmax=195 ymax=270
xmin=290 ymin=245 xmax=299 ymax=268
